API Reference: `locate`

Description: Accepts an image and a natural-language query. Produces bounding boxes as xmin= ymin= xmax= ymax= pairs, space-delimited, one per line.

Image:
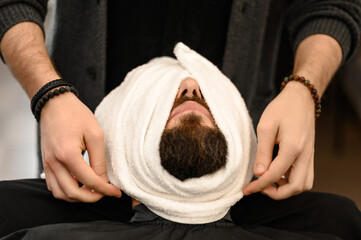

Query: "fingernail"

xmin=255 ymin=164 xmax=265 ymax=173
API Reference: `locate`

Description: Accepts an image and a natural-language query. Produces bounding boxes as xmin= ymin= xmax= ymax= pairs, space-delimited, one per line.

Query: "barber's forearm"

xmin=292 ymin=34 xmax=342 ymax=97
xmin=0 ymin=22 xmax=60 ymax=99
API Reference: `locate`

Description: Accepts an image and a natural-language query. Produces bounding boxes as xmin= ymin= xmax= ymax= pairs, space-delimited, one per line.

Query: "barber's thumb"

xmin=254 ymin=163 xmax=266 ymax=176
xmin=253 ymin=151 xmax=272 ymax=176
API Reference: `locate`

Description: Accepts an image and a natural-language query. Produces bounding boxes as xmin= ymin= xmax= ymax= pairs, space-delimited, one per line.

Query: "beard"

xmin=159 ymin=113 xmax=227 ymax=181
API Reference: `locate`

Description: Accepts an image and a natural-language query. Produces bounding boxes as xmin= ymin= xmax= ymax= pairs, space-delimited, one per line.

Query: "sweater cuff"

xmin=0 ymin=3 xmax=45 ymax=62
xmin=293 ymin=17 xmax=352 ymax=65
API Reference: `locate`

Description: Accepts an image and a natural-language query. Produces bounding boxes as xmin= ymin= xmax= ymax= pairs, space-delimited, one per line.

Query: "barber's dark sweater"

xmin=0 ymin=0 xmax=360 ymax=126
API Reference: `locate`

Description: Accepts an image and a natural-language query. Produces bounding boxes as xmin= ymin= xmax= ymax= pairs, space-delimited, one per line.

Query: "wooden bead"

xmin=281 ymin=74 xmax=321 ymax=119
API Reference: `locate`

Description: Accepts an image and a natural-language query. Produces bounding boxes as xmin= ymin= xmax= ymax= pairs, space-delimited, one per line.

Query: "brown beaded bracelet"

xmin=34 ymin=86 xmax=79 ymax=122
xmin=280 ymin=74 xmax=321 ymax=119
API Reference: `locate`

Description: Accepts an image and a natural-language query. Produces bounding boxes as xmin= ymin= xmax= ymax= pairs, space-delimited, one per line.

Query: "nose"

xmin=176 ymin=77 xmax=203 ymax=100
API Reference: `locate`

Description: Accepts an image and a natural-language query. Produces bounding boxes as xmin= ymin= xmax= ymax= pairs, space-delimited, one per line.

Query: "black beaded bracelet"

xmin=31 ymin=79 xmax=73 ymax=115
xmin=280 ymin=74 xmax=321 ymax=118
xmin=34 ymin=86 xmax=79 ymax=122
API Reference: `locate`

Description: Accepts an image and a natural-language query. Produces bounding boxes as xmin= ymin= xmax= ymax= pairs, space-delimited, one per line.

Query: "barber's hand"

xmin=40 ymin=92 xmax=122 ymax=202
xmin=243 ymin=81 xmax=315 ymax=200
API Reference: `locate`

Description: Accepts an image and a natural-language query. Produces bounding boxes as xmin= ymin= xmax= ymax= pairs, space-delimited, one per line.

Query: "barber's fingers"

xmin=58 ymin=148 xmax=122 ymax=199
xmin=253 ymin=121 xmax=279 ymax=176
xmin=49 ymin=172 xmax=76 ymax=202
xmin=83 ymin=126 xmax=123 ymax=198
xmin=261 ymin=148 xmax=314 ymax=200
xmin=44 ymin=159 xmax=75 ymax=202
xmin=45 ymin=155 xmax=102 ymax=202
xmin=261 ymin=164 xmax=303 ymax=200
xmin=43 ymin=165 xmax=66 ymax=199
xmin=243 ymin=141 xmax=298 ymax=196
xmin=299 ymin=147 xmax=314 ymax=191
xmin=53 ymin=158 xmax=106 ymax=202
xmin=305 ymin=160 xmax=314 ymax=190
xmin=85 ymin=127 xmax=110 ymax=183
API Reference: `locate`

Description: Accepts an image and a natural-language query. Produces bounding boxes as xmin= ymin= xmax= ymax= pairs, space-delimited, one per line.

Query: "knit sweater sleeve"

xmin=285 ymin=0 xmax=361 ymax=64
xmin=0 ymin=0 xmax=48 ymax=61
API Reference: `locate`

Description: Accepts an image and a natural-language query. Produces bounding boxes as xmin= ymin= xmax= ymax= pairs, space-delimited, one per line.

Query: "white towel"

xmin=95 ymin=43 xmax=257 ymax=224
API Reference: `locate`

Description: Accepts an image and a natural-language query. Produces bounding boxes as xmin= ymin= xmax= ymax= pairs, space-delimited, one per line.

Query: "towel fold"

xmin=95 ymin=43 xmax=257 ymax=224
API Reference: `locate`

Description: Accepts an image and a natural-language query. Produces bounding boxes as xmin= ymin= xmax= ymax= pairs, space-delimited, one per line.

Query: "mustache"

xmin=171 ymin=95 xmax=211 ymax=113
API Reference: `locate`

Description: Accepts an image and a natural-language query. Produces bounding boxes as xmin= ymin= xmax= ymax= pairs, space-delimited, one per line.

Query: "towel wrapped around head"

xmin=95 ymin=43 xmax=257 ymax=224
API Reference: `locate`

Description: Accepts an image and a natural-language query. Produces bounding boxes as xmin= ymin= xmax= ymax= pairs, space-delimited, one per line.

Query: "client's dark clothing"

xmin=1 ymin=179 xmax=360 ymax=240
xmin=0 ymin=213 xmax=342 ymax=240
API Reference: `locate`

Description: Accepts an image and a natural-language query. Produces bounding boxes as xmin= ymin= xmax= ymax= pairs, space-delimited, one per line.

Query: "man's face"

xmin=160 ymin=77 xmax=227 ymax=181
xmin=165 ymin=77 xmax=216 ymax=129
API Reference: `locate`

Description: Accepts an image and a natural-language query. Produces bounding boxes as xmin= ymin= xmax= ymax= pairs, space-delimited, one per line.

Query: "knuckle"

xmin=287 ymin=142 xmax=303 ymax=156
xmin=293 ymin=185 xmax=304 ymax=194
xmin=43 ymin=160 xmax=51 ymax=170
xmin=89 ymin=128 xmax=104 ymax=141
xmin=256 ymin=148 xmax=269 ymax=158
xmin=53 ymin=146 xmax=67 ymax=162
xmin=64 ymin=190 xmax=78 ymax=200
xmin=42 ymin=152 xmax=51 ymax=164
xmin=52 ymin=192 xmax=64 ymax=200
xmin=305 ymin=182 xmax=313 ymax=191
xmin=54 ymin=147 xmax=76 ymax=164
xmin=257 ymin=123 xmax=272 ymax=135
xmin=45 ymin=159 xmax=56 ymax=170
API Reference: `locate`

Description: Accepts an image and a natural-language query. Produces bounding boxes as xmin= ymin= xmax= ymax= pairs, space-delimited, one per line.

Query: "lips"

xmin=168 ymin=101 xmax=214 ymax=123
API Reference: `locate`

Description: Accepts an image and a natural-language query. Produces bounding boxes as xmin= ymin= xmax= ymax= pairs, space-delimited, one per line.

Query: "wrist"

xmin=292 ymin=70 xmax=324 ymax=97
xmin=41 ymin=92 xmax=79 ymax=120
xmin=280 ymin=74 xmax=321 ymax=118
xmin=32 ymin=79 xmax=79 ymax=122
